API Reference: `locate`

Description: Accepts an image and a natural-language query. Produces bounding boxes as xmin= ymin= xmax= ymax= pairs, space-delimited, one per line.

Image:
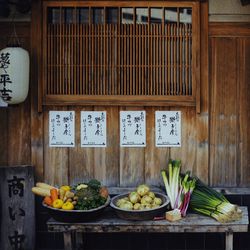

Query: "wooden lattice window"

xmin=41 ymin=1 xmax=200 ymax=109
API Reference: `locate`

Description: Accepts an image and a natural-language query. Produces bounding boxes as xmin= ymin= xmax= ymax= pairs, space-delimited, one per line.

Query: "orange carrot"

xmin=50 ymin=188 xmax=58 ymax=202
xmin=43 ymin=196 xmax=52 ymax=206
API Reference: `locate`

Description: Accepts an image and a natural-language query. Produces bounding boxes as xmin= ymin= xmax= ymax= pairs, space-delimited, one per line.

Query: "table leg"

xmin=63 ymin=231 xmax=73 ymax=250
xmin=75 ymin=232 xmax=84 ymax=250
xmin=225 ymin=231 xmax=233 ymax=250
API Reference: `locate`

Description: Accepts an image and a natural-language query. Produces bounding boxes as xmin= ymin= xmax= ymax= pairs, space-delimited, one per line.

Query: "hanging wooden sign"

xmin=0 ymin=165 xmax=35 ymax=250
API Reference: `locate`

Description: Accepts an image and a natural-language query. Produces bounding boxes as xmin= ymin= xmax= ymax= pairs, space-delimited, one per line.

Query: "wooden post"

xmin=0 ymin=165 xmax=35 ymax=250
xmin=63 ymin=231 xmax=73 ymax=250
xmin=225 ymin=231 xmax=233 ymax=250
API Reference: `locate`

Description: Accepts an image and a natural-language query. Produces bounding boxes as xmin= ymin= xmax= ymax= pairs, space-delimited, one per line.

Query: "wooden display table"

xmin=47 ymin=206 xmax=248 ymax=250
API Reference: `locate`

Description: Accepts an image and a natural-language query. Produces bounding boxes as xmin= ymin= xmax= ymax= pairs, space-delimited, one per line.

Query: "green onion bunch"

xmin=190 ymin=179 xmax=242 ymax=223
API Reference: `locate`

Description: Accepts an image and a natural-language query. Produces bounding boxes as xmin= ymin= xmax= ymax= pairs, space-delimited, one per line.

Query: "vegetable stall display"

xmin=32 ymin=179 xmax=109 ymax=211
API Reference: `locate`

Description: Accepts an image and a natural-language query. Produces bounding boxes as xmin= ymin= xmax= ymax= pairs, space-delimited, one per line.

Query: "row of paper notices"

xmin=49 ymin=111 xmax=181 ymax=148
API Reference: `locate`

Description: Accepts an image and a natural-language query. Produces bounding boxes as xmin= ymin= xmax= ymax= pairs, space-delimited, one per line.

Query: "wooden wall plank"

xmin=170 ymin=107 xmax=197 ymax=175
xmin=68 ymin=106 xmax=94 ymax=185
xmin=44 ymin=108 xmax=69 ymax=186
xmin=145 ymin=107 xmax=170 ymax=186
xmin=196 ymin=1 xmax=209 ymax=183
xmin=31 ymin=0 xmax=44 ymax=181
xmin=238 ymin=38 xmax=250 ymax=186
xmin=0 ymin=109 xmax=8 ymax=165
xmin=209 ymin=37 xmax=238 ymax=186
xmin=94 ymin=106 xmax=119 ymax=186
xmin=8 ymin=102 xmax=31 ymax=165
xmin=119 ymin=107 xmax=145 ymax=187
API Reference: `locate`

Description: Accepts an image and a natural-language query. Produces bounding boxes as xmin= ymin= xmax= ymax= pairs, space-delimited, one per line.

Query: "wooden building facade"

xmin=0 ymin=0 xmax=250 ymax=190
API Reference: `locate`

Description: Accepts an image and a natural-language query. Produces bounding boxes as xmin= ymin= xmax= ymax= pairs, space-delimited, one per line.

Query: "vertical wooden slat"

xmin=79 ymin=23 xmax=83 ymax=94
xmin=238 ymin=38 xmax=250 ymax=186
xmin=69 ymin=107 xmax=94 ymax=184
xmin=195 ymin=1 xmax=209 ymax=183
xmin=185 ymin=23 xmax=189 ymax=95
xmin=117 ymin=8 xmax=121 ymax=95
xmin=124 ymin=24 xmax=127 ymax=95
xmin=47 ymin=24 xmax=51 ymax=94
xmin=141 ymin=24 xmax=145 ymax=95
xmin=90 ymin=24 xmax=95 ymax=95
xmin=44 ymin=109 xmax=69 ymax=186
xmin=145 ymin=107 xmax=170 ymax=185
xmin=59 ymin=9 xmax=62 ymax=95
xmin=86 ymin=24 xmax=89 ymax=95
xmin=119 ymin=107 xmax=145 ymax=187
xmin=129 ymin=24 xmax=133 ymax=95
xmin=179 ymin=24 xmax=183 ymax=95
xmin=173 ymin=23 xmax=176 ymax=95
xmin=94 ymin=107 xmax=119 ymax=186
xmin=167 ymin=24 xmax=171 ymax=95
xmin=209 ymin=38 xmax=238 ymax=186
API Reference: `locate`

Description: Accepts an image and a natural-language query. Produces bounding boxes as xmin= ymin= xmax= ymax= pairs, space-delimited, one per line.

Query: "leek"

xmin=190 ymin=178 xmax=242 ymax=222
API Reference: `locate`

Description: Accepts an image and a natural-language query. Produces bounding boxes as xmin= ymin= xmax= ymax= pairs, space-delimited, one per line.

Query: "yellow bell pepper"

xmin=62 ymin=201 xmax=74 ymax=210
xmin=60 ymin=185 xmax=71 ymax=192
xmin=52 ymin=199 xmax=64 ymax=209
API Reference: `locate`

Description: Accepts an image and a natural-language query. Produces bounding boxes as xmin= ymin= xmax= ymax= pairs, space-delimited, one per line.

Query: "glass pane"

xmin=179 ymin=8 xmax=192 ymax=24
xmin=165 ymin=7 xmax=178 ymax=24
xmin=64 ymin=8 xmax=74 ymax=24
xmin=150 ymin=8 xmax=163 ymax=23
xmin=48 ymin=8 xmax=60 ymax=24
xmin=136 ymin=8 xmax=148 ymax=24
xmin=107 ymin=8 xmax=118 ymax=24
xmin=92 ymin=8 xmax=104 ymax=24
xmin=121 ymin=8 xmax=134 ymax=24
xmin=77 ymin=8 xmax=89 ymax=24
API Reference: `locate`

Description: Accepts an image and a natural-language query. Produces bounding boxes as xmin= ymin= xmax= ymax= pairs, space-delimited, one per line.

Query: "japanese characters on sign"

xmin=0 ymin=166 xmax=35 ymax=250
xmin=7 ymin=176 xmax=26 ymax=249
xmin=0 ymin=51 xmax=12 ymax=102
xmin=155 ymin=111 xmax=181 ymax=147
xmin=81 ymin=111 xmax=107 ymax=147
xmin=120 ymin=111 xmax=146 ymax=147
xmin=49 ymin=111 xmax=75 ymax=147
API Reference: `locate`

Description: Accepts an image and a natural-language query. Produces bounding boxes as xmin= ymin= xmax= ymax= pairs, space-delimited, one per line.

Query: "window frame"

xmin=40 ymin=1 xmax=201 ymax=112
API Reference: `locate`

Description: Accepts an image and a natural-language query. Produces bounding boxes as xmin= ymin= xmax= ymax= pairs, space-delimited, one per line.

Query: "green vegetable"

xmin=73 ymin=179 xmax=106 ymax=210
xmin=190 ymin=178 xmax=242 ymax=223
xmin=161 ymin=159 xmax=181 ymax=209
xmin=161 ymin=160 xmax=196 ymax=216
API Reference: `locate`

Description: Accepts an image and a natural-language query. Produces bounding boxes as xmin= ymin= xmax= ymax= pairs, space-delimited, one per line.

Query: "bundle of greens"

xmin=73 ymin=179 xmax=107 ymax=210
xmin=189 ymin=179 xmax=242 ymax=223
xmin=161 ymin=159 xmax=196 ymax=217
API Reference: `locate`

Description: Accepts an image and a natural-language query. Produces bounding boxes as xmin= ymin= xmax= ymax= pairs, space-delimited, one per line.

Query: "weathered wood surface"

xmin=47 ymin=206 xmax=248 ymax=233
xmin=0 ymin=165 xmax=35 ymax=250
xmin=1 ymin=4 xmax=250 ymax=190
xmin=209 ymin=27 xmax=250 ymax=186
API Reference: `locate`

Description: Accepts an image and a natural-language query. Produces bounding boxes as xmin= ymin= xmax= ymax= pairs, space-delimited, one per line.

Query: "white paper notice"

xmin=49 ymin=111 xmax=75 ymax=147
xmin=81 ymin=111 xmax=106 ymax=147
xmin=155 ymin=111 xmax=181 ymax=147
xmin=120 ymin=111 xmax=146 ymax=147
